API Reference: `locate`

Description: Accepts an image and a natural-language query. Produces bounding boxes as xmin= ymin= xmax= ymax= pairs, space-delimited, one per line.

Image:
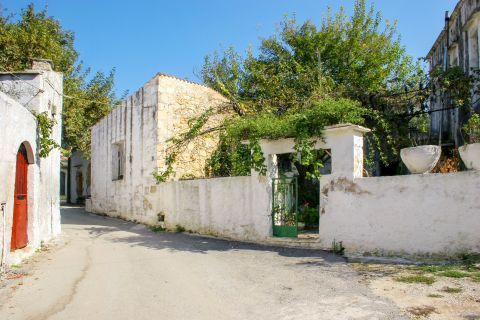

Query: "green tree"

xmin=199 ymin=0 xmax=423 ymax=176
xmin=0 ymin=4 xmax=117 ymax=157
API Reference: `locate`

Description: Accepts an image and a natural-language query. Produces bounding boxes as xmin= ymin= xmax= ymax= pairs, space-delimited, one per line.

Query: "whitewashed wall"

xmin=91 ymin=76 xmax=163 ymax=221
xmin=319 ymin=171 xmax=480 ymax=256
xmin=144 ymin=176 xmax=272 ymax=240
xmin=0 ymin=64 xmax=62 ymax=265
xmin=91 ymin=74 xmax=228 ymax=222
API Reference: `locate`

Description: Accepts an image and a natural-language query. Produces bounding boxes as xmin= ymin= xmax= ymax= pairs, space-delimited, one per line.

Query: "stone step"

xmin=264 ymin=237 xmax=323 ymax=250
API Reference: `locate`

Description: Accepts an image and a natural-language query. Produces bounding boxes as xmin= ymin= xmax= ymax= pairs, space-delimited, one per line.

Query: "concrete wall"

xmin=319 ymin=171 xmax=480 ymax=256
xmin=0 ymin=63 xmax=62 ymax=265
xmin=91 ymin=125 xmax=369 ymax=242
xmin=91 ymin=75 xmax=163 ymax=220
xmin=143 ymin=176 xmax=271 ymax=240
xmin=91 ymin=74 xmax=229 ymax=220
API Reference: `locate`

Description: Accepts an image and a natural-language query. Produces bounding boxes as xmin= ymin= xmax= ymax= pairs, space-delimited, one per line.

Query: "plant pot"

xmin=459 ymin=143 xmax=480 ymax=170
xmin=400 ymin=145 xmax=441 ymax=174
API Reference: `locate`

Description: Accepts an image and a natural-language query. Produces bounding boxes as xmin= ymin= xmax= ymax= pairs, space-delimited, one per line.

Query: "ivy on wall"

xmin=34 ymin=111 xmax=59 ymax=158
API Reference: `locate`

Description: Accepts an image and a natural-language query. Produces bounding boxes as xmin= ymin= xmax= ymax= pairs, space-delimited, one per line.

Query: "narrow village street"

xmin=0 ymin=207 xmax=406 ymax=320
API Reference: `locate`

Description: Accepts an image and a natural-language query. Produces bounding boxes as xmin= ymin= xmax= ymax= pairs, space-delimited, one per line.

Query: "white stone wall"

xmin=319 ymin=171 xmax=480 ymax=256
xmin=91 ymin=76 xmax=159 ymax=221
xmin=0 ymin=66 xmax=62 ymax=265
xmin=91 ymin=74 xmax=229 ymax=221
xmin=143 ymin=176 xmax=271 ymax=240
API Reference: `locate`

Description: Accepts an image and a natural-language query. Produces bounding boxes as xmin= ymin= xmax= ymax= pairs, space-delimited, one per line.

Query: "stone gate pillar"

xmin=321 ymin=124 xmax=371 ymax=179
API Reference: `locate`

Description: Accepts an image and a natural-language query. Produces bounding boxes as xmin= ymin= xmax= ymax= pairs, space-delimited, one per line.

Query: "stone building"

xmin=90 ymin=73 xmax=229 ymax=223
xmin=0 ymin=59 xmax=62 ymax=265
xmin=61 ymin=151 xmax=90 ymax=204
xmin=427 ymin=0 xmax=480 ymax=146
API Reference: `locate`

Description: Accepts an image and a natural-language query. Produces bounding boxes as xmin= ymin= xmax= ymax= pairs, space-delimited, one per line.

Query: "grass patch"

xmin=414 ymin=265 xmax=453 ymax=273
xmin=469 ymin=272 xmax=480 ymax=282
xmin=149 ymin=225 xmax=165 ymax=232
xmin=175 ymin=225 xmax=186 ymax=233
xmin=427 ymin=293 xmax=444 ymax=298
xmin=396 ymin=275 xmax=436 ymax=285
xmin=10 ymin=264 xmax=21 ymax=269
xmin=441 ymin=286 xmax=462 ymax=293
xmin=439 ymin=270 xmax=469 ymax=278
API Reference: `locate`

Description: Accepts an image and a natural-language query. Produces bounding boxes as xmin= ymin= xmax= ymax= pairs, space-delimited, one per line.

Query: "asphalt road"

xmin=0 ymin=207 xmax=407 ymax=320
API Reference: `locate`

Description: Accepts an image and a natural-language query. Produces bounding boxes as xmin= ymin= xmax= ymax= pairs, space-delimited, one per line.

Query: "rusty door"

xmin=11 ymin=144 xmax=28 ymax=250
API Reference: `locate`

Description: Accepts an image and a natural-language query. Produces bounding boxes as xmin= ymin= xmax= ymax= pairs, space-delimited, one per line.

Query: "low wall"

xmin=319 ymin=171 xmax=480 ymax=256
xmin=94 ymin=175 xmax=273 ymax=241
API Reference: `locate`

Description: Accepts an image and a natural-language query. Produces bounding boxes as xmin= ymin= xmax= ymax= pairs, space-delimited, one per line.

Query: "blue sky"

xmin=3 ymin=0 xmax=459 ymax=96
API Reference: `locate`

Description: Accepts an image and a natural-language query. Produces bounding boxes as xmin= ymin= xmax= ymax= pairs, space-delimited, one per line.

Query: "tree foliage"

xmin=202 ymin=1 xmax=421 ymax=115
xmin=197 ymin=0 xmax=424 ymax=177
xmin=0 ymin=4 xmax=117 ymax=157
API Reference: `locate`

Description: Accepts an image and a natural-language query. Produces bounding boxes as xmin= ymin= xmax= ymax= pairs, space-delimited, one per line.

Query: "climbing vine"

xmin=153 ymin=98 xmax=379 ymax=183
xmin=34 ymin=111 xmax=60 ymax=158
xmin=220 ymin=98 xmax=374 ymax=179
xmin=153 ymin=107 xmax=221 ymax=183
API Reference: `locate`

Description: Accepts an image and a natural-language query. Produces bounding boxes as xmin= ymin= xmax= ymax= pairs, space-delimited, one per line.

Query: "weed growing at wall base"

xmin=149 ymin=225 xmax=165 ymax=233
xmin=175 ymin=225 xmax=186 ymax=233
xmin=331 ymin=239 xmax=345 ymax=255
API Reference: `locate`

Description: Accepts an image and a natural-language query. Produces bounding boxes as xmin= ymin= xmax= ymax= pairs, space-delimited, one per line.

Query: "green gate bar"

xmin=272 ymin=177 xmax=298 ymax=238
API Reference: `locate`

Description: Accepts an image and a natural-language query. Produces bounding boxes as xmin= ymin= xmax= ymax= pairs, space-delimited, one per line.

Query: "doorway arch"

xmin=10 ymin=143 xmax=30 ymax=251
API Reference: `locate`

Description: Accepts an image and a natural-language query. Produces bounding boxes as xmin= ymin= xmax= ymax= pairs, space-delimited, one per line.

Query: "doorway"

xmin=11 ymin=144 xmax=29 ymax=251
xmin=274 ymin=150 xmax=331 ymax=239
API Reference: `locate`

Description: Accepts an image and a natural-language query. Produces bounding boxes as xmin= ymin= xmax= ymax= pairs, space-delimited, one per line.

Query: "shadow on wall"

xmin=60 ymin=207 xmax=344 ymax=264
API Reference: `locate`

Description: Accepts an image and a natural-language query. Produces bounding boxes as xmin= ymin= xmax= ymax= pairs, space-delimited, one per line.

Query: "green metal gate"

xmin=272 ymin=177 xmax=298 ymax=238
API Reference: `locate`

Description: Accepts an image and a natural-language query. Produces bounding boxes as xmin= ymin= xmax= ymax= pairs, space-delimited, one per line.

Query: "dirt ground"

xmin=352 ymin=263 xmax=480 ymax=320
xmin=0 ymin=207 xmax=406 ymax=320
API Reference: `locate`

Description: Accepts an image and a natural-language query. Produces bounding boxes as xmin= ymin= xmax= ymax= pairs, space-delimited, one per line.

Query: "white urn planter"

xmin=400 ymin=145 xmax=441 ymax=174
xmin=459 ymin=143 xmax=480 ymax=170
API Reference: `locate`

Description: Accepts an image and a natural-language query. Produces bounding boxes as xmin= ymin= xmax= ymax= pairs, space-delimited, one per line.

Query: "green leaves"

xmin=430 ymin=66 xmax=474 ymax=107
xmin=62 ymin=70 xmax=117 ymax=158
xmin=0 ymin=4 xmax=117 ymax=157
xmin=0 ymin=4 xmax=77 ymax=74
xmin=463 ymin=113 xmax=480 ymax=144
xmin=198 ymin=0 xmax=422 ymax=176
xmin=35 ymin=112 xmax=60 ymax=158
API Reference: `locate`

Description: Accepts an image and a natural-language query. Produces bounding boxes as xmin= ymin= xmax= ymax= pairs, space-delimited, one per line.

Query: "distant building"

xmin=90 ymin=73 xmax=230 ymax=222
xmin=60 ymin=151 xmax=91 ymax=205
xmin=0 ymin=59 xmax=62 ymax=265
xmin=427 ymin=0 xmax=480 ymax=146
xmin=68 ymin=151 xmax=91 ymax=204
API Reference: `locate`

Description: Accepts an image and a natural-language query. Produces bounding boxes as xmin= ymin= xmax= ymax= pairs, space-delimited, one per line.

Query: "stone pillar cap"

xmin=324 ymin=123 xmax=371 ymax=134
xmin=30 ymin=58 xmax=54 ymax=71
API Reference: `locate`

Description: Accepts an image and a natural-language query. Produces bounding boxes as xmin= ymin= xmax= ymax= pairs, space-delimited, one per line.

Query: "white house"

xmin=0 ymin=59 xmax=62 ymax=266
xmin=90 ymin=73 xmax=229 ymax=223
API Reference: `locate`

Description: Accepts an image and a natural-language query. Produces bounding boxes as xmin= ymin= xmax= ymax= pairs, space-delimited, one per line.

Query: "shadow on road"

xmin=61 ymin=206 xmax=345 ymax=265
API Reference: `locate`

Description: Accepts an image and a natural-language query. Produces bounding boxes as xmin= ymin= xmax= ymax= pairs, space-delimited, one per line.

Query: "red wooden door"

xmin=11 ymin=144 xmax=28 ymax=250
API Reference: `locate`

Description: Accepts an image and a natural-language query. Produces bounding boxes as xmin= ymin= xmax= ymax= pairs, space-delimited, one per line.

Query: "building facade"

xmin=66 ymin=151 xmax=91 ymax=204
xmin=0 ymin=59 xmax=62 ymax=265
xmin=427 ymin=0 xmax=480 ymax=146
xmin=90 ymin=73 xmax=229 ymax=223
